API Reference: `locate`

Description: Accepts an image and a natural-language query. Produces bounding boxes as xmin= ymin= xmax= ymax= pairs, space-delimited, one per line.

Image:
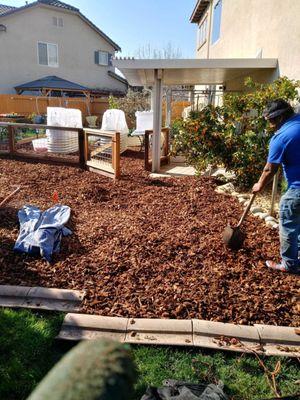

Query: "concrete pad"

xmin=149 ymin=163 xmax=196 ymax=178
xmin=193 ymin=320 xmax=262 ymax=353
xmin=255 ymin=324 xmax=300 ymax=357
xmin=57 ymin=313 xmax=128 ymax=342
xmin=125 ymin=318 xmax=193 ymax=346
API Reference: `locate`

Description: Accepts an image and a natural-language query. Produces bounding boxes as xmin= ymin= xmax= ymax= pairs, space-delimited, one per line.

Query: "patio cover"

xmin=112 ymin=58 xmax=278 ymax=87
xmin=113 ymin=58 xmax=278 ymax=172
xmin=15 ymin=76 xmax=90 ymax=96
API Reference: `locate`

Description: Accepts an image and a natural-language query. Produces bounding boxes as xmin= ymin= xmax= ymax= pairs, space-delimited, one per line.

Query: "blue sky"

xmin=2 ymin=0 xmax=197 ymax=57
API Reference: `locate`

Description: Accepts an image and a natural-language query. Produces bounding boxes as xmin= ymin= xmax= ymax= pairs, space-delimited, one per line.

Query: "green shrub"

xmin=171 ymin=77 xmax=300 ymax=187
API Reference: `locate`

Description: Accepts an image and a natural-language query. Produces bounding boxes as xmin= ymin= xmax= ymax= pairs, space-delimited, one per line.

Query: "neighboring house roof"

xmin=0 ymin=0 xmax=121 ymax=51
xmin=108 ymin=70 xmax=128 ymax=86
xmin=190 ymin=0 xmax=210 ymax=23
xmin=15 ymin=75 xmax=89 ymax=93
xmin=0 ymin=4 xmax=16 ymax=15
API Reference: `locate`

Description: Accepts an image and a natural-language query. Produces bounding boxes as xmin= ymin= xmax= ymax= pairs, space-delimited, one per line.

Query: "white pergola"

xmin=113 ymin=58 xmax=278 ymax=172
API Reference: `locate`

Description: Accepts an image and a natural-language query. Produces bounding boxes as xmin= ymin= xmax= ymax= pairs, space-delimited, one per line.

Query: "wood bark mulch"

xmin=0 ymin=150 xmax=299 ymax=326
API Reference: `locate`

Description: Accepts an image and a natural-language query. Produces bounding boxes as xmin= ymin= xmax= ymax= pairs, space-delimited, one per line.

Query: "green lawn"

xmin=0 ymin=309 xmax=299 ymax=400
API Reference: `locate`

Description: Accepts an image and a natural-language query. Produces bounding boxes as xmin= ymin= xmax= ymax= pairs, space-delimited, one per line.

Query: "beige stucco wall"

xmin=0 ymin=4 xmax=126 ymax=94
xmin=195 ymin=0 xmax=300 ymax=82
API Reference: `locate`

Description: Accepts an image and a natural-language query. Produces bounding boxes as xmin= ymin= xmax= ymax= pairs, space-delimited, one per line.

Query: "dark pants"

xmin=279 ymin=188 xmax=300 ymax=272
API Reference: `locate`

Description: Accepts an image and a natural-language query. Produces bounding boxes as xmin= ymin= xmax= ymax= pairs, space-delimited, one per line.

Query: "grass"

xmin=0 ymin=309 xmax=299 ymax=400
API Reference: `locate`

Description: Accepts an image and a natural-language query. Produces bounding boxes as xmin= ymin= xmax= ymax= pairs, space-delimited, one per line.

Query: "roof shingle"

xmin=0 ymin=4 xmax=16 ymax=16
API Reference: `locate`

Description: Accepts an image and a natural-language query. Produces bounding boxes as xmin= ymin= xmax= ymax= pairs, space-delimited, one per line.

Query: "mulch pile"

xmin=0 ymin=150 xmax=299 ymax=326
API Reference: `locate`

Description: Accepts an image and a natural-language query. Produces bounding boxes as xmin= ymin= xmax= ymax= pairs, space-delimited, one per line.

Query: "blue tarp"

xmin=14 ymin=205 xmax=72 ymax=262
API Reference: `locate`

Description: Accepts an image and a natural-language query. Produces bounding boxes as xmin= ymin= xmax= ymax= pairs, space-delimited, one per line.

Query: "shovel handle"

xmin=237 ymin=193 xmax=256 ymax=228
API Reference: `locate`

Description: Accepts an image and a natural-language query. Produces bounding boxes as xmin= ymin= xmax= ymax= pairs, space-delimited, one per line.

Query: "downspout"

xmin=207 ymin=0 xmax=214 ymax=59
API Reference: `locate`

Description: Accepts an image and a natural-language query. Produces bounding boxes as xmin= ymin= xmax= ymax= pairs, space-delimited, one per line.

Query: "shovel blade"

xmin=222 ymin=225 xmax=245 ymax=250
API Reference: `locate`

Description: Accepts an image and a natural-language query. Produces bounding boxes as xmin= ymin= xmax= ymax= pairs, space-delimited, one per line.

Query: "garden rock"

xmin=266 ymin=221 xmax=279 ymax=229
xmin=216 ymin=183 xmax=235 ymax=194
xmin=257 ymin=213 xmax=269 ymax=220
xmin=250 ymin=207 xmax=264 ymax=214
xmin=265 ymin=216 xmax=278 ymax=223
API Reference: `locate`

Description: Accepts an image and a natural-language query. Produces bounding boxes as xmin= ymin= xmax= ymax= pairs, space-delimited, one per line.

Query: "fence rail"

xmin=0 ymin=122 xmax=121 ymax=179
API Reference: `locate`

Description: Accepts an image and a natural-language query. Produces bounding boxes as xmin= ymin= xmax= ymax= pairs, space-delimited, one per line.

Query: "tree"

xmin=135 ymin=42 xmax=182 ymax=59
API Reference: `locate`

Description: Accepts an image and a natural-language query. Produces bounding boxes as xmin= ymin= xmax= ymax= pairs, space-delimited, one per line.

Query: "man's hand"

xmin=252 ymin=182 xmax=263 ymax=193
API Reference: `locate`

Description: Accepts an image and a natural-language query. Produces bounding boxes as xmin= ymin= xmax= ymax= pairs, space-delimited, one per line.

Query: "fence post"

xmin=270 ymin=171 xmax=279 ymax=217
xmin=78 ymin=128 xmax=85 ymax=168
xmin=112 ymin=131 xmax=120 ymax=179
xmin=8 ymin=125 xmax=15 ymax=154
xmin=144 ymin=130 xmax=151 ymax=171
xmin=163 ymin=128 xmax=170 ymax=163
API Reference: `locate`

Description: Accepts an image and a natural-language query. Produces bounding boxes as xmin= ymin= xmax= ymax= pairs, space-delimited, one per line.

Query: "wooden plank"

xmin=0 ymin=122 xmax=80 ymax=132
xmin=0 ymin=285 xmax=85 ymax=312
xmin=7 ymin=125 xmax=15 ymax=154
xmin=113 ymin=132 xmax=120 ymax=179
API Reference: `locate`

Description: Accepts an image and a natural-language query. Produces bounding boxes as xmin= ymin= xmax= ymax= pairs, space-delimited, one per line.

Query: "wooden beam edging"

xmin=0 ymin=285 xmax=85 ymax=312
xmin=57 ymin=314 xmax=300 ymax=358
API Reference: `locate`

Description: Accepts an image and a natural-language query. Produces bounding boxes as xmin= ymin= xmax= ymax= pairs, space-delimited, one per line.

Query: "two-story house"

xmin=0 ymin=0 xmax=127 ymax=95
xmin=190 ymin=0 xmax=300 ymax=90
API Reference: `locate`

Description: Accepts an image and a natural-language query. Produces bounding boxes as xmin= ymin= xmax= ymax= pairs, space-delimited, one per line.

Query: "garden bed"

xmin=0 ymin=150 xmax=298 ymax=326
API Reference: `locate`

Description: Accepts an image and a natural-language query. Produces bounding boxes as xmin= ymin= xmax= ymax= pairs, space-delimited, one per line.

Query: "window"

xmin=94 ymin=50 xmax=111 ymax=66
xmin=211 ymin=0 xmax=222 ymax=44
xmin=53 ymin=17 xmax=63 ymax=27
xmin=38 ymin=42 xmax=58 ymax=67
xmin=198 ymin=17 xmax=207 ymax=48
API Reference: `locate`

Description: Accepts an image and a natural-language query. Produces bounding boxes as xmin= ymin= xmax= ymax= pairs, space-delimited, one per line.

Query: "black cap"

xmin=263 ymin=99 xmax=293 ymax=120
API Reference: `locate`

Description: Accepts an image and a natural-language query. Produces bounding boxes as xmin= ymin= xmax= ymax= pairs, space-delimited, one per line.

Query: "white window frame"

xmin=37 ymin=42 xmax=59 ymax=67
xmin=197 ymin=16 xmax=208 ymax=49
xmin=95 ymin=50 xmax=109 ymax=66
xmin=53 ymin=16 xmax=63 ymax=27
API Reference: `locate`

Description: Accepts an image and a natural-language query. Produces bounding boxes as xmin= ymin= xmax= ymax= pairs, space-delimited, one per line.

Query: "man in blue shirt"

xmin=252 ymin=99 xmax=300 ymax=274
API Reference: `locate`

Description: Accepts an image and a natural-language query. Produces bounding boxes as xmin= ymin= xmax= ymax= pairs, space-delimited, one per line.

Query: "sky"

xmin=1 ymin=0 xmax=198 ymax=58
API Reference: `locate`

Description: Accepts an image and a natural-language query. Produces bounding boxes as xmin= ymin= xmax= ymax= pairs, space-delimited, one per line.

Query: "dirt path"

xmin=0 ymin=151 xmax=298 ymax=326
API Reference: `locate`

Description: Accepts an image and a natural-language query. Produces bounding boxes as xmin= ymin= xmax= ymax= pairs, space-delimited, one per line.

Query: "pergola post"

xmin=152 ymin=69 xmax=163 ymax=172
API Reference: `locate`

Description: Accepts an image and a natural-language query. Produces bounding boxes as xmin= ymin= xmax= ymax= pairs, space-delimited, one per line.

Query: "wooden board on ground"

xmin=0 ymin=285 xmax=85 ymax=312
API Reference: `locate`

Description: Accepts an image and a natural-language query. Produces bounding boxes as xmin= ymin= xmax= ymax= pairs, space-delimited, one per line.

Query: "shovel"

xmin=222 ymin=193 xmax=256 ymax=250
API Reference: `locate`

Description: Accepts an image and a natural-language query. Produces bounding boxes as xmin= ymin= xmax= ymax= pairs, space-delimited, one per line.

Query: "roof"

xmin=190 ymin=0 xmax=210 ymax=23
xmin=108 ymin=70 xmax=128 ymax=86
xmin=15 ymin=75 xmax=89 ymax=92
xmin=0 ymin=4 xmax=16 ymax=15
xmin=112 ymin=58 xmax=278 ymax=86
xmin=0 ymin=0 xmax=121 ymax=51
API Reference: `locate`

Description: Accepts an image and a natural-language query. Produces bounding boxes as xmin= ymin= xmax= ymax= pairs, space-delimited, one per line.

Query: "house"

xmin=0 ymin=0 xmax=127 ymax=95
xmin=190 ymin=0 xmax=300 ymax=90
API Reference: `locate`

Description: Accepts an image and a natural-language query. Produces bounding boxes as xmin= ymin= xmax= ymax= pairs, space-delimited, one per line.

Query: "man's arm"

xmin=252 ymin=162 xmax=280 ymax=193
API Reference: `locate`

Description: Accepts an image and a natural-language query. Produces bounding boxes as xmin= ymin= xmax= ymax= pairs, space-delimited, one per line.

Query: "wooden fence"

xmin=0 ymin=94 xmax=109 ymax=121
xmin=0 ymin=94 xmax=190 ymax=125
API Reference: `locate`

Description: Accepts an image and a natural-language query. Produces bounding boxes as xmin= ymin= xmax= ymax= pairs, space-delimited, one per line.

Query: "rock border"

xmin=57 ymin=313 xmax=300 ymax=358
xmin=215 ymin=183 xmax=279 ymax=230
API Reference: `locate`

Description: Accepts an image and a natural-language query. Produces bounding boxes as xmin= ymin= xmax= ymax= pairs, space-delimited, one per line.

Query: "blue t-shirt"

xmin=267 ymin=114 xmax=300 ymax=188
